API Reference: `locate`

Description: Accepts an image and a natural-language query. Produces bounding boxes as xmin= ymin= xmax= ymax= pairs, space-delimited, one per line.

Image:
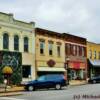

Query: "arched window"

xmin=24 ymin=37 xmax=28 ymax=52
xmin=14 ymin=35 xmax=19 ymax=51
xmin=3 ymin=33 xmax=9 ymax=49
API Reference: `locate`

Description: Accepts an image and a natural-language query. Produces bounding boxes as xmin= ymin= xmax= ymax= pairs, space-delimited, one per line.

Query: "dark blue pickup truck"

xmin=24 ymin=74 xmax=68 ymax=91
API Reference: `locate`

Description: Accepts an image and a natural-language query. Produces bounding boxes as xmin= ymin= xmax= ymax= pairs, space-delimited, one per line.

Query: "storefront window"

xmin=22 ymin=66 xmax=31 ymax=78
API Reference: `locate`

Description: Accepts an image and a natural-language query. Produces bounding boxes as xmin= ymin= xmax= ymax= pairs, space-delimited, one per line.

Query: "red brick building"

xmin=63 ymin=33 xmax=87 ymax=80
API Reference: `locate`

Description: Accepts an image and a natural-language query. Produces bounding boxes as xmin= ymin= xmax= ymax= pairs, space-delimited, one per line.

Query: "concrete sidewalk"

xmin=0 ymin=85 xmax=24 ymax=97
xmin=69 ymin=80 xmax=87 ymax=86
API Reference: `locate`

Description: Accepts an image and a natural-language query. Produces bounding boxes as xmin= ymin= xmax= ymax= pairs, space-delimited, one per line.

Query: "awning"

xmin=88 ymin=59 xmax=100 ymax=67
xmin=69 ymin=61 xmax=86 ymax=69
xmin=37 ymin=67 xmax=66 ymax=72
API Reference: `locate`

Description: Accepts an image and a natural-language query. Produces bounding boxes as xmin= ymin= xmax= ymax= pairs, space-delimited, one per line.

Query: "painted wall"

xmin=87 ymin=42 xmax=100 ymax=60
xmin=0 ymin=12 xmax=36 ymax=80
xmin=35 ymin=33 xmax=65 ymax=72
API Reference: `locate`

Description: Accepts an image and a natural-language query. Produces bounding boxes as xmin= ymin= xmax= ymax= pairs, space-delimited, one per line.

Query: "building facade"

xmin=87 ymin=42 xmax=100 ymax=78
xmin=0 ymin=12 xmax=35 ymax=84
xmin=35 ymin=28 xmax=66 ymax=77
xmin=63 ymin=33 xmax=87 ymax=80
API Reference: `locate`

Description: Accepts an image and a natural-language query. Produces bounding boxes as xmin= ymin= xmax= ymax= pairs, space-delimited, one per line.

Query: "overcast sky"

xmin=0 ymin=0 xmax=100 ymax=43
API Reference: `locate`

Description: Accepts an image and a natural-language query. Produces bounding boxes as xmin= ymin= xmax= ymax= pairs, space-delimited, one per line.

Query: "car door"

xmin=36 ymin=76 xmax=47 ymax=89
xmin=44 ymin=75 xmax=54 ymax=88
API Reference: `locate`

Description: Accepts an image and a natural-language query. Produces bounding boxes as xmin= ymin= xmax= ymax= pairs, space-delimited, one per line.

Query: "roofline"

xmin=62 ymin=33 xmax=86 ymax=40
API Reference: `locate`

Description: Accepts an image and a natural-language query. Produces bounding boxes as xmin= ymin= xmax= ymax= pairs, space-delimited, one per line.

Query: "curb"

xmin=0 ymin=92 xmax=23 ymax=97
xmin=69 ymin=83 xmax=87 ymax=87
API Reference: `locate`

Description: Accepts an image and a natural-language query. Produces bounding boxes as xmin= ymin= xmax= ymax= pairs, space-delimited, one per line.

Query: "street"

xmin=0 ymin=84 xmax=100 ymax=100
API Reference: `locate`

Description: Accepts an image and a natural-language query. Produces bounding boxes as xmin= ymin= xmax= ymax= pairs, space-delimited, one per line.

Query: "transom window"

xmin=3 ymin=33 xmax=9 ymax=49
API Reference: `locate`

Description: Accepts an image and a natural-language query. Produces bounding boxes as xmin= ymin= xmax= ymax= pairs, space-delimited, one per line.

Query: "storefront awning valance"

xmin=37 ymin=67 xmax=66 ymax=72
xmin=89 ymin=59 xmax=100 ymax=67
xmin=69 ymin=62 xmax=86 ymax=69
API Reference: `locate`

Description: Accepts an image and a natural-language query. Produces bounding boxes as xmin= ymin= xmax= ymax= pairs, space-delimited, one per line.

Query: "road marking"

xmin=0 ymin=97 xmax=25 ymax=100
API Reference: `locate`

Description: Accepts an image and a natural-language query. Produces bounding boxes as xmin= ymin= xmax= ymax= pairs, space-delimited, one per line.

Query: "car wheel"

xmin=93 ymin=80 xmax=96 ymax=84
xmin=28 ymin=86 xmax=34 ymax=91
xmin=55 ymin=84 xmax=61 ymax=90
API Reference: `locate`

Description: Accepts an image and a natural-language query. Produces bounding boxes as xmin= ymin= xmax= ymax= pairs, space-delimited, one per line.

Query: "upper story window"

xmin=73 ymin=45 xmax=76 ymax=56
xmin=98 ymin=52 xmax=100 ymax=60
xmin=79 ymin=46 xmax=82 ymax=56
xmin=94 ymin=51 xmax=96 ymax=59
xmin=82 ymin=47 xmax=85 ymax=57
xmin=77 ymin=46 xmax=79 ymax=56
xmin=24 ymin=37 xmax=29 ymax=52
xmin=14 ymin=35 xmax=19 ymax=51
xmin=57 ymin=45 xmax=61 ymax=57
xmin=3 ymin=33 xmax=9 ymax=49
xmin=40 ymin=40 xmax=45 ymax=55
xmin=48 ymin=41 xmax=53 ymax=56
xmin=65 ymin=43 xmax=71 ymax=55
xmin=89 ymin=50 xmax=92 ymax=59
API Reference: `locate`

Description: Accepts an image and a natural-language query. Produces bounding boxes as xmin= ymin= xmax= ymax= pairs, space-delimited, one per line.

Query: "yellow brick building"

xmin=87 ymin=41 xmax=100 ymax=78
xmin=35 ymin=28 xmax=66 ymax=77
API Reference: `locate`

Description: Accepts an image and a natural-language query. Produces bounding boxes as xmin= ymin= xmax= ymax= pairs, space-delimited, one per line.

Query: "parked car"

xmin=24 ymin=74 xmax=68 ymax=91
xmin=88 ymin=76 xmax=100 ymax=84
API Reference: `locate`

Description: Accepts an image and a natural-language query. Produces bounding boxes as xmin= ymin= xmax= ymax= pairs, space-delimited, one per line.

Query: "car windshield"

xmin=37 ymin=76 xmax=46 ymax=81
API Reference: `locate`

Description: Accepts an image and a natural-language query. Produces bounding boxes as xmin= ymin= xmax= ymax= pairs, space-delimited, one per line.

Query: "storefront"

xmin=37 ymin=66 xmax=66 ymax=77
xmin=88 ymin=59 xmax=100 ymax=78
xmin=0 ymin=51 xmax=22 ymax=84
xmin=67 ymin=61 xmax=86 ymax=80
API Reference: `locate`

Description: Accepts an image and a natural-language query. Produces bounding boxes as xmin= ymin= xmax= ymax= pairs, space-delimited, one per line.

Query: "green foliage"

xmin=0 ymin=51 xmax=22 ymax=85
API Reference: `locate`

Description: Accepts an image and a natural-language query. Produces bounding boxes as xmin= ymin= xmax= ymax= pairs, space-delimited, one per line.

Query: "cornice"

xmin=0 ymin=21 xmax=34 ymax=32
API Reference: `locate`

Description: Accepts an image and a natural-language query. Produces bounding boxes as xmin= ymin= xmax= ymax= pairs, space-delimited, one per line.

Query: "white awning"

xmin=37 ymin=67 xmax=66 ymax=72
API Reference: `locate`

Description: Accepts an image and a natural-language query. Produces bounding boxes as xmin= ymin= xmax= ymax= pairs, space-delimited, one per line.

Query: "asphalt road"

xmin=0 ymin=84 xmax=100 ymax=100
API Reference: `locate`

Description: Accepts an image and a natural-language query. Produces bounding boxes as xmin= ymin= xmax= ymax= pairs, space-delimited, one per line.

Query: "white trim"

xmin=65 ymin=41 xmax=86 ymax=47
xmin=38 ymin=67 xmax=66 ymax=72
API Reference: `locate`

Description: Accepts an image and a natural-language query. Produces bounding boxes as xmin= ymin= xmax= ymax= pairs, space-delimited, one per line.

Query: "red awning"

xmin=69 ymin=61 xmax=86 ymax=69
xmin=74 ymin=62 xmax=80 ymax=69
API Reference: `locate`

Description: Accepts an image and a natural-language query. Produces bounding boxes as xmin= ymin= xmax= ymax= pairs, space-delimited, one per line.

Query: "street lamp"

xmin=64 ymin=57 xmax=70 ymax=83
xmin=2 ymin=66 xmax=13 ymax=85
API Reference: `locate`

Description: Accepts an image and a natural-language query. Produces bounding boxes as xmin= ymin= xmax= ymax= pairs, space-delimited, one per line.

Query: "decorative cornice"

xmin=0 ymin=21 xmax=34 ymax=32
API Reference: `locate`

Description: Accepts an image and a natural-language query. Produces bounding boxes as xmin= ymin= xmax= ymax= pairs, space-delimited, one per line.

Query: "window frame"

xmin=24 ymin=37 xmax=29 ymax=52
xmin=14 ymin=35 xmax=19 ymax=51
xmin=3 ymin=33 xmax=9 ymax=50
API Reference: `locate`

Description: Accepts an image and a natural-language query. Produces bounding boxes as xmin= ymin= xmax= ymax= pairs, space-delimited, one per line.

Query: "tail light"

xmin=63 ymin=75 xmax=67 ymax=81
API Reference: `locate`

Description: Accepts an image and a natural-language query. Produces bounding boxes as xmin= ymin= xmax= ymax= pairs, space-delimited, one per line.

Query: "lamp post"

xmin=64 ymin=57 xmax=70 ymax=83
xmin=2 ymin=66 xmax=13 ymax=85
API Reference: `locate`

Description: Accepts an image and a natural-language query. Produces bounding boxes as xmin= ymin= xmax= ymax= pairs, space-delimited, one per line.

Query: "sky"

xmin=0 ymin=0 xmax=100 ymax=43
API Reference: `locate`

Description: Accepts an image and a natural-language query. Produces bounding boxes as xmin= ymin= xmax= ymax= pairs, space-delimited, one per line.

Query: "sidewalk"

xmin=69 ymin=80 xmax=87 ymax=86
xmin=0 ymin=85 xmax=24 ymax=97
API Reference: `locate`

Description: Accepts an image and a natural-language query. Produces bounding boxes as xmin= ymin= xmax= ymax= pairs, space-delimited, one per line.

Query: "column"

xmin=9 ymin=34 xmax=14 ymax=51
